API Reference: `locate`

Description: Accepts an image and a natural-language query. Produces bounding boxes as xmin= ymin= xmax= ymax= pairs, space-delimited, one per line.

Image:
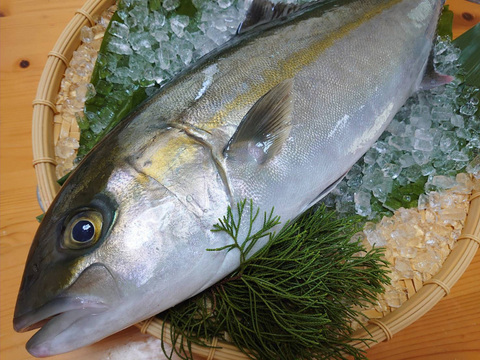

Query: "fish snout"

xmin=14 ymin=262 xmax=118 ymax=333
xmin=14 ymin=248 xmax=49 ymax=328
xmin=13 ymin=297 xmax=109 ymax=333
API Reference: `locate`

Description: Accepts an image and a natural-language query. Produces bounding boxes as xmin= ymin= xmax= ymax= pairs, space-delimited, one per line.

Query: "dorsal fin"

xmin=224 ymin=79 xmax=294 ymax=164
xmin=237 ymin=0 xmax=311 ymax=34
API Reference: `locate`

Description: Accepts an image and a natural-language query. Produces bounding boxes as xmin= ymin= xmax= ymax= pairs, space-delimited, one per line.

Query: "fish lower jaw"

xmin=25 ymin=305 xmax=110 ymax=358
xmin=13 ymin=298 xmax=109 ymax=357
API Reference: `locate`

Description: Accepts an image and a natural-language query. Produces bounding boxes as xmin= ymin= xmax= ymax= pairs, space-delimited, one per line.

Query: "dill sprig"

xmin=158 ymin=201 xmax=390 ymax=360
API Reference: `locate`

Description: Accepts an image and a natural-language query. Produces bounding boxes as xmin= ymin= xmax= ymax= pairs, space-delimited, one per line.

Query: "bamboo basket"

xmin=32 ymin=0 xmax=480 ymax=359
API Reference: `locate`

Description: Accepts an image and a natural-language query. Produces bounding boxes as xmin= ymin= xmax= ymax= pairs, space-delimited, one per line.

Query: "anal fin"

xmin=420 ymin=49 xmax=454 ymax=90
xmin=308 ymin=172 xmax=348 ymax=207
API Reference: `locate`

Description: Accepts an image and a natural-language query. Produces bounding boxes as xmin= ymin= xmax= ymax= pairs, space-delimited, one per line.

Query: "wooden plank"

xmin=447 ymin=0 xmax=480 ymax=38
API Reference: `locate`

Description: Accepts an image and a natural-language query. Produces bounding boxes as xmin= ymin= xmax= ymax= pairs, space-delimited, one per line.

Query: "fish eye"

xmin=64 ymin=210 xmax=103 ymax=249
xmin=72 ymin=220 xmax=95 ymax=242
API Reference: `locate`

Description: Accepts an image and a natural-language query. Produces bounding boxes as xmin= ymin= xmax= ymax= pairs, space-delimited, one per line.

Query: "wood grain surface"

xmin=1 ymin=1 xmax=479 ymax=360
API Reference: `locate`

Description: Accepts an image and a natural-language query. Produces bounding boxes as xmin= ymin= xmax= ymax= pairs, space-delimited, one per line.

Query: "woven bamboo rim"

xmin=32 ymin=0 xmax=480 ymax=358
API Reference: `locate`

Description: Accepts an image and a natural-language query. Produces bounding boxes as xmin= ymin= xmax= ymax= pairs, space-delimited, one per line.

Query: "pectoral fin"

xmin=224 ymin=79 xmax=293 ymax=164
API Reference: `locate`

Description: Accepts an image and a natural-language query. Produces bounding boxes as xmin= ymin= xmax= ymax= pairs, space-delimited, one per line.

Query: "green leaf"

xmin=454 ymin=23 xmax=480 ymax=89
xmin=57 ymin=172 xmax=71 ymax=186
xmin=177 ymin=0 xmax=197 ymax=17
xmin=437 ymin=5 xmax=454 ymax=40
xmin=36 ymin=213 xmax=45 ymax=223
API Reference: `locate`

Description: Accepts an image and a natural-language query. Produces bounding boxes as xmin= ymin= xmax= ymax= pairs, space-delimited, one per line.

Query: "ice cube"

xmin=439 ymin=209 xmax=466 ymax=221
xmin=382 ymin=163 xmax=402 ymax=179
xmin=449 ymin=150 xmax=469 ymax=162
xmin=372 ymin=177 xmax=393 ymax=203
xmin=460 ymin=103 xmax=478 ymax=116
xmin=399 ymin=246 xmax=418 ymax=259
xmin=450 ymin=114 xmax=464 ymax=128
xmin=153 ymin=65 xmax=168 ymax=84
xmin=109 ymin=21 xmax=130 ymax=39
xmin=363 ymin=148 xmax=378 ymax=165
xmin=373 ymin=141 xmax=389 ymax=153
xmin=151 ymin=29 xmax=169 ymax=43
xmin=177 ymin=42 xmax=193 ymax=65
xmin=386 ymin=119 xmax=406 ymax=136
xmin=129 ymin=32 xmax=155 ymax=51
xmin=455 ymin=128 xmax=471 ymax=140
xmin=418 ymin=194 xmax=428 ymax=210
xmin=399 ymin=154 xmax=415 ymax=168
xmin=388 ymin=136 xmax=412 ymax=151
xmin=466 ymin=155 xmax=480 ymax=177
xmin=431 ymin=175 xmax=457 ymax=190
xmin=444 ymin=47 xmax=461 ymax=63
xmin=414 ymin=128 xmax=433 ymax=141
xmin=213 ymin=18 xmax=228 ymax=32
xmin=434 ymin=39 xmax=449 ymax=56
xmin=206 ymin=26 xmax=231 ymax=45
xmin=362 ymin=169 xmax=383 ymax=191
xmin=403 ymin=165 xmax=422 ymax=182
xmin=218 ymin=0 xmax=233 ymax=9
xmin=412 ymin=150 xmax=431 ymax=166
xmin=156 ymin=43 xmax=175 ymax=70
xmin=354 ymin=190 xmax=372 ymax=217
xmin=81 ymin=26 xmax=94 ymax=44
xmin=439 ymin=132 xmax=458 ymax=153
xmin=413 ymin=138 xmax=434 ymax=152
xmin=129 ymin=6 xmax=149 ymax=25
xmin=149 ymin=12 xmax=166 ymax=30
xmin=394 ymin=258 xmax=414 ymax=279
xmin=138 ymin=48 xmax=156 ymax=63
xmin=163 ymin=0 xmax=180 ymax=11
xmin=106 ymin=38 xmax=133 ymax=55
xmin=170 ymin=15 xmax=189 ymax=37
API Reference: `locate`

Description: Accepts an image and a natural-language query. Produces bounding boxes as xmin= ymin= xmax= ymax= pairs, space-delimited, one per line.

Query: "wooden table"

xmin=1 ymin=1 xmax=479 ymax=359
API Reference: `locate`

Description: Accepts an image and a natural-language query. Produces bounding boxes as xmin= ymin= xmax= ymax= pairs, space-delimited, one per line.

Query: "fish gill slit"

xmin=169 ymin=122 xmax=235 ymax=206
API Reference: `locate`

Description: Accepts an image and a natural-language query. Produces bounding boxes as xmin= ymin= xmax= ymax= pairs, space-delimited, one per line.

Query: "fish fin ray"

xmin=419 ymin=49 xmax=454 ymax=90
xmin=237 ymin=0 xmax=311 ymax=34
xmin=224 ymin=79 xmax=293 ymax=164
xmin=308 ymin=172 xmax=348 ymax=207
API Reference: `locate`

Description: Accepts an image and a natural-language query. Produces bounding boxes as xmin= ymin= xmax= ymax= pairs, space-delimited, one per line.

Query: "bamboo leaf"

xmin=454 ymin=23 xmax=480 ymax=88
xmin=437 ymin=5 xmax=454 ymax=39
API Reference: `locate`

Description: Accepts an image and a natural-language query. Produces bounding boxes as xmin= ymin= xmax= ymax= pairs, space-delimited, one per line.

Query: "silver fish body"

xmin=15 ymin=0 xmax=445 ymax=356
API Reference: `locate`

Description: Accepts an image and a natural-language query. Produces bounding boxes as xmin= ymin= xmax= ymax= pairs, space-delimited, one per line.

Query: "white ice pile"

xmin=103 ymin=0 xmax=316 ymax=92
xmin=323 ymin=37 xmax=480 ymax=219
xmin=54 ymin=6 xmax=116 ymax=178
xmin=104 ymin=0 xmax=251 ymax=90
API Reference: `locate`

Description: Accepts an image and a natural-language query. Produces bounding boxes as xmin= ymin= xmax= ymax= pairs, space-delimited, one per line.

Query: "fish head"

xmin=14 ymin=127 xmax=230 ymax=357
xmin=13 ymin=152 xmax=124 ymax=356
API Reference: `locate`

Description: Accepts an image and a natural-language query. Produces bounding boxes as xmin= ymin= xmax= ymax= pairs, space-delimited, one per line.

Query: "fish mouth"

xmin=13 ymin=298 xmax=109 ymax=357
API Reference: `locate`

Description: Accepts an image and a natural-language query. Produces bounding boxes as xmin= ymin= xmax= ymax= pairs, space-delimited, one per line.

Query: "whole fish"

xmin=15 ymin=0 xmax=449 ymax=356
